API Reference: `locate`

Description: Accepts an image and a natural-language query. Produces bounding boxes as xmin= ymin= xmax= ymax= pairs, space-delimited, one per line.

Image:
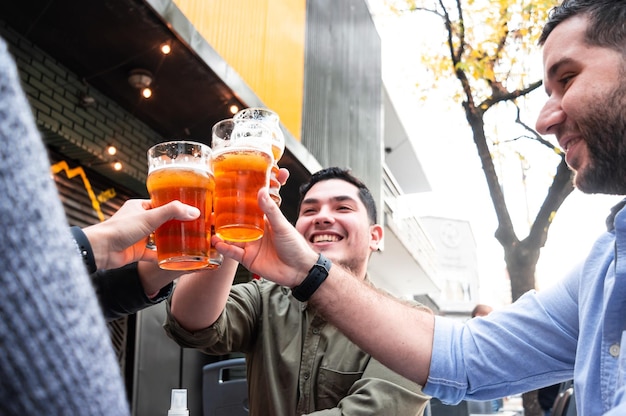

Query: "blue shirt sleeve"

xmin=424 ymin=274 xmax=579 ymax=404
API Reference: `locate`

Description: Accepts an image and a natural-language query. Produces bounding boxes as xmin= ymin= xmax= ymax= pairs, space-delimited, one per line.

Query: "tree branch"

xmin=513 ymin=104 xmax=558 ymax=151
xmin=480 ymin=80 xmax=543 ymax=109
xmin=527 ymin=159 xmax=575 ymax=247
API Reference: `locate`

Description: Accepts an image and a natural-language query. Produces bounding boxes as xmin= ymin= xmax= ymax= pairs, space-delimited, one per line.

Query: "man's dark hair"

xmin=539 ymin=0 xmax=626 ymax=53
xmin=298 ymin=167 xmax=377 ymax=224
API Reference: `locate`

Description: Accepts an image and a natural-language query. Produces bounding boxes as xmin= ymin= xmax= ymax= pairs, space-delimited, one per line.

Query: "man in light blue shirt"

xmin=211 ymin=1 xmax=626 ymax=415
xmin=428 ymin=201 xmax=626 ymax=414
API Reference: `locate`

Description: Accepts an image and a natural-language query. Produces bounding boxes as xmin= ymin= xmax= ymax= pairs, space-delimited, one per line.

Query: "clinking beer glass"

xmin=233 ymin=108 xmax=285 ymax=205
xmin=212 ymin=118 xmax=273 ymax=242
xmin=146 ymin=141 xmax=214 ymax=270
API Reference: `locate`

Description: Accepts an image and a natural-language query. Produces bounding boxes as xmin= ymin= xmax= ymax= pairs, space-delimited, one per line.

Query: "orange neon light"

xmin=50 ymin=161 xmax=105 ymax=222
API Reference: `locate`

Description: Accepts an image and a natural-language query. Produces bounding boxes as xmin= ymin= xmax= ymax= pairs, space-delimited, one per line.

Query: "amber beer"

xmin=147 ymin=141 xmax=214 ymax=270
xmin=268 ymin=163 xmax=282 ymax=206
xmin=212 ymin=119 xmax=273 ymax=242
xmin=213 ymin=148 xmax=272 ymax=242
xmin=207 ymin=223 xmax=223 ymax=269
xmin=234 ymin=108 xmax=285 ymax=206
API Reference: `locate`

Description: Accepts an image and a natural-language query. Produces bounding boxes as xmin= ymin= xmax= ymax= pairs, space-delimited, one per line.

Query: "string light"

xmin=128 ymin=69 xmax=153 ymax=99
xmin=160 ymin=43 xmax=171 ymax=55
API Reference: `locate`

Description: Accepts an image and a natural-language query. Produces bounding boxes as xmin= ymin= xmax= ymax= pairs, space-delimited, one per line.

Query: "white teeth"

xmin=563 ymin=138 xmax=580 ymax=152
xmin=313 ymin=234 xmax=339 ymax=243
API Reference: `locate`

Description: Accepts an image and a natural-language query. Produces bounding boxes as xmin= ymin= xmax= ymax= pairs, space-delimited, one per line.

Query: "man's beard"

xmin=574 ymin=79 xmax=626 ymax=195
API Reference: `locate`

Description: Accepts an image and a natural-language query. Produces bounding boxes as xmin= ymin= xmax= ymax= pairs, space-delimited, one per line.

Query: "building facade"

xmin=0 ymin=0 xmax=437 ymax=414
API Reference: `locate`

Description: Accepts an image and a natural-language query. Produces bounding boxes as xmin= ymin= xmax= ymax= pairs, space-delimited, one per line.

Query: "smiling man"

xmin=207 ymin=1 xmax=626 ymax=415
xmin=164 ymin=167 xmax=430 ymax=416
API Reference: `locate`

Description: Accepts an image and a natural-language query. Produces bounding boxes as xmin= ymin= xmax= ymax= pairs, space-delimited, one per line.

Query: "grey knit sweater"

xmin=0 ymin=38 xmax=130 ymax=414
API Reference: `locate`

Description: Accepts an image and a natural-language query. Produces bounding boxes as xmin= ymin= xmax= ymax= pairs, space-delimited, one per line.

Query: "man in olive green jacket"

xmin=165 ymin=167 xmax=430 ymax=415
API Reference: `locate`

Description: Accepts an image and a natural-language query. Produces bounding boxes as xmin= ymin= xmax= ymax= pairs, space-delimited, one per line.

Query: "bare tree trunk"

xmin=504 ymin=239 xmax=539 ymax=302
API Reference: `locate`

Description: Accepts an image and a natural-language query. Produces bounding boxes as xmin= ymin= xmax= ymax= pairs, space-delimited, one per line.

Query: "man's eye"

xmin=559 ymin=74 xmax=574 ymax=86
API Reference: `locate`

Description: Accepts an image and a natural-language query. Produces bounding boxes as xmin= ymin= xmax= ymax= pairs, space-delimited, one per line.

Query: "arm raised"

xmin=216 ymin=189 xmax=435 ymax=384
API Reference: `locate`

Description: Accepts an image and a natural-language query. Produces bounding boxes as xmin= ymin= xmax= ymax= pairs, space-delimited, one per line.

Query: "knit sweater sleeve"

xmin=0 ymin=37 xmax=130 ymax=415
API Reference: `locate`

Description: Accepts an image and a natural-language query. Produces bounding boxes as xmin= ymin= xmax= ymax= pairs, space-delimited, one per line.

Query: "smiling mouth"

xmin=311 ymin=234 xmax=342 ymax=243
xmin=562 ymin=137 xmax=582 ymax=153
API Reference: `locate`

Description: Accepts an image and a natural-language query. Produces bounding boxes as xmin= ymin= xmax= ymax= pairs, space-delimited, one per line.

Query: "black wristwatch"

xmin=70 ymin=226 xmax=97 ymax=274
xmin=291 ymin=253 xmax=332 ymax=302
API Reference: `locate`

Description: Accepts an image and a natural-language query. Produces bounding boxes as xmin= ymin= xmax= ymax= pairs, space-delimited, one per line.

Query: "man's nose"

xmin=535 ymin=96 xmax=565 ymax=135
xmin=313 ymin=208 xmax=334 ymax=225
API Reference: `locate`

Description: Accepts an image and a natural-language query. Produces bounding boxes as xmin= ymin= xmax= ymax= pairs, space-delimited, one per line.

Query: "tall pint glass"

xmin=147 ymin=141 xmax=214 ymax=270
xmin=234 ymin=108 xmax=285 ymax=205
xmin=212 ymin=119 xmax=273 ymax=242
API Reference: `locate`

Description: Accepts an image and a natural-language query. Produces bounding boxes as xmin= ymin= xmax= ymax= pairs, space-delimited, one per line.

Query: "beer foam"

xmin=148 ymin=159 xmax=211 ymax=174
xmin=211 ymin=145 xmax=273 ymax=162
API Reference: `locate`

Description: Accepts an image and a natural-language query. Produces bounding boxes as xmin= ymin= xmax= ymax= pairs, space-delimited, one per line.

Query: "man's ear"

xmin=369 ymin=224 xmax=384 ymax=252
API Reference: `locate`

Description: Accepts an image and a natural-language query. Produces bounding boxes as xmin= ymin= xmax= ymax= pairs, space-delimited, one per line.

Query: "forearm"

xmin=214 ymin=190 xmax=435 ymax=382
xmin=91 ymin=263 xmax=172 ymax=321
xmin=169 ymin=257 xmax=239 ymax=331
xmin=137 ymin=261 xmax=185 ymax=297
xmin=81 ymin=222 xmax=116 ymax=270
xmin=309 ymin=266 xmax=435 ymax=384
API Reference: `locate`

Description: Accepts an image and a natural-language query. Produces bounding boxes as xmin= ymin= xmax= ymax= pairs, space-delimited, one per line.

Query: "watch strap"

xmin=70 ymin=226 xmax=97 ymax=274
xmin=292 ymin=253 xmax=331 ymax=302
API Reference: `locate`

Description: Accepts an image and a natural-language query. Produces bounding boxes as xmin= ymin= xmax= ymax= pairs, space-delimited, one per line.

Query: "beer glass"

xmin=207 ymin=223 xmax=223 ymax=269
xmin=234 ymin=108 xmax=285 ymax=205
xmin=212 ymin=118 xmax=273 ymax=242
xmin=147 ymin=141 xmax=214 ymax=270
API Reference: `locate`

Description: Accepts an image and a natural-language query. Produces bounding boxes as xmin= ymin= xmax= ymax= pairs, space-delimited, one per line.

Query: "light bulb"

xmin=142 ymin=87 xmax=152 ymax=99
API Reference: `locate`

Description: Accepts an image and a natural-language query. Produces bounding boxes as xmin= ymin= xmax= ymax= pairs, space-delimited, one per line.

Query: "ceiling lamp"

xmin=160 ymin=42 xmax=172 ymax=55
xmin=106 ymin=144 xmax=117 ymax=156
xmin=128 ymin=69 xmax=154 ymax=99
